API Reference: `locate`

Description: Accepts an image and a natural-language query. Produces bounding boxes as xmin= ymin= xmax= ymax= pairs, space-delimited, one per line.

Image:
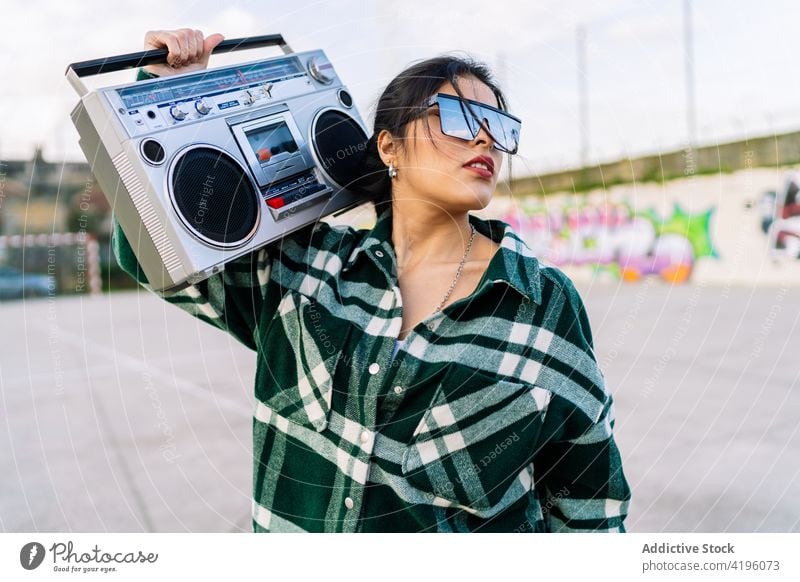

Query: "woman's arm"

xmin=112 ymin=217 xmax=270 ymax=351
xmin=111 ymin=29 xmax=268 ymax=351
xmin=533 ymin=271 xmax=632 ymax=532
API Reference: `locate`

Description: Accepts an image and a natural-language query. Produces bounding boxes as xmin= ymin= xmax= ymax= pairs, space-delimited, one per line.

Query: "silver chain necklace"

xmin=434 ymin=223 xmax=476 ymax=313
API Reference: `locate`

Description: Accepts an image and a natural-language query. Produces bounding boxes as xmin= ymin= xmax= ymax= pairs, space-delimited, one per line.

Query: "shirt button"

xmin=393 ymin=385 xmax=404 ymax=395
xmin=368 ymin=362 xmax=380 ymax=375
xmin=344 ymin=497 xmax=354 ymax=509
xmin=375 ymin=250 xmax=384 ymax=257
xmin=360 ymin=430 xmax=370 ymax=443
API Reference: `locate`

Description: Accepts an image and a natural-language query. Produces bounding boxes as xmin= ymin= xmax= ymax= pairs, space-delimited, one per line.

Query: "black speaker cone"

xmin=170 ymin=146 xmax=259 ymax=246
xmin=311 ymin=109 xmax=368 ymax=189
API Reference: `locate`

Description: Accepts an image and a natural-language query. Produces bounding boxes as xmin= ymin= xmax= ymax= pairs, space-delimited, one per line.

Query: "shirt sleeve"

xmin=533 ymin=274 xmax=632 ymax=532
xmin=106 ymin=66 xmax=273 ymax=351
xmin=112 ymin=217 xmax=270 ymax=351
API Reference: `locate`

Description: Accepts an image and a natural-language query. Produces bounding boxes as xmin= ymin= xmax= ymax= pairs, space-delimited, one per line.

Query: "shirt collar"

xmin=342 ymin=205 xmax=542 ymax=305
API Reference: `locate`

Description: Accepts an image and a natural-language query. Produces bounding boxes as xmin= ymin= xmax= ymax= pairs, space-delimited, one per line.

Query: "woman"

xmin=114 ymin=28 xmax=632 ymax=532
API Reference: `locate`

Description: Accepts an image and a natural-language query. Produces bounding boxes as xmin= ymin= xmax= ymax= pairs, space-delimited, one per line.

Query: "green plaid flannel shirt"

xmin=112 ymin=200 xmax=631 ymax=532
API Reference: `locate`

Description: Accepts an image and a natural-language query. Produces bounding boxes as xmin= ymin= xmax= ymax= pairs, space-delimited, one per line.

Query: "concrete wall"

xmin=477 ymin=166 xmax=799 ymax=287
xmin=512 ymin=131 xmax=800 ymax=196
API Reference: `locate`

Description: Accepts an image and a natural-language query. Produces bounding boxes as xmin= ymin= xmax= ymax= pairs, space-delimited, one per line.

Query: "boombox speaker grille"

xmin=170 ymin=147 xmax=259 ymax=246
xmin=312 ymin=110 xmax=369 ymax=189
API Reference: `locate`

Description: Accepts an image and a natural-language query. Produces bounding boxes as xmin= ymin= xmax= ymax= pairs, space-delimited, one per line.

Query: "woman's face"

xmin=392 ymin=76 xmax=506 ymax=214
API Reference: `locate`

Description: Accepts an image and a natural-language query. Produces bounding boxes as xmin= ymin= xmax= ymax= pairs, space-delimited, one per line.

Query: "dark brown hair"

xmin=355 ymin=54 xmax=511 ymax=211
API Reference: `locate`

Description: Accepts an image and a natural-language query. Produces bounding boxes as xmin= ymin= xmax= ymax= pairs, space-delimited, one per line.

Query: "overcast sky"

xmin=1 ymin=0 xmax=797 ymax=175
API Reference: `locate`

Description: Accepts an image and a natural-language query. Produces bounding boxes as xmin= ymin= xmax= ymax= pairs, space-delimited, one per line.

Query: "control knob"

xmin=169 ymin=104 xmax=187 ymax=121
xmin=307 ymin=56 xmax=334 ymax=84
xmin=241 ymin=90 xmax=258 ymax=106
xmin=194 ymin=98 xmax=212 ymax=115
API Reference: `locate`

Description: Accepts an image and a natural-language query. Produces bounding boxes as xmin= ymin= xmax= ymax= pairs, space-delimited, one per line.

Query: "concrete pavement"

xmin=1 ymin=280 xmax=798 ymax=532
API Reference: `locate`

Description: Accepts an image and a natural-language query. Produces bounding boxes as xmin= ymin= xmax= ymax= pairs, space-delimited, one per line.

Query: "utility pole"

xmin=577 ymin=24 xmax=589 ymax=168
xmin=684 ymin=0 xmax=697 ymax=146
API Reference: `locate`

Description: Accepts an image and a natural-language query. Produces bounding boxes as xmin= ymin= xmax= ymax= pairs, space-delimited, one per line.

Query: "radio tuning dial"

xmin=169 ymin=104 xmax=187 ymax=121
xmin=195 ymin=98 xmax=212 ymax=115
xmin=307 ymin=56 xmax=334 ymax=84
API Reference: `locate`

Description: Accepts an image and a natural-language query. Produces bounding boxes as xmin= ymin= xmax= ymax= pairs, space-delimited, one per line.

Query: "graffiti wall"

xmin=499 ymin=201 xmax=717 ymax=283
xmin=760 ymin=171 xmax=800 ymax=260
xmin=476 ymin=167 xmax=800 ymax=287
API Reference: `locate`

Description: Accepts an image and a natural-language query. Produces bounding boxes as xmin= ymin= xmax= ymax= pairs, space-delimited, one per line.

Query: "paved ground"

xmin=1 ymin=280 xmax=798 ymax=532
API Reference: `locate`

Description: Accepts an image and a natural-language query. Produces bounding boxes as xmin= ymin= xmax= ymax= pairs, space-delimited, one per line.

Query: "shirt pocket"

xmin=256 ymin=289 xmax=351 ymax=433
xmin=401 ymin=363 xmax=551 ymax=512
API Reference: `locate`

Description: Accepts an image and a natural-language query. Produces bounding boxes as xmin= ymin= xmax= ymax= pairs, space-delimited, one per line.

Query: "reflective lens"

xmin=437 ymin=94 xmax=475 ymax=141
xmin=431 ymin=93 xmax=521 ymax=154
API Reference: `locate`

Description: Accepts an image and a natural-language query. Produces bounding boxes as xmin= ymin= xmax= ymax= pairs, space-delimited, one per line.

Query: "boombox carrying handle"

xmin=65 ymin=34 xmax=292 ymax=97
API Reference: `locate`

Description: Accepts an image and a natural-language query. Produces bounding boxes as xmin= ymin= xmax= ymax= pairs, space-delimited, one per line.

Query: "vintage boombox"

xmin=66 ymin=35 xmax=370 ymax=293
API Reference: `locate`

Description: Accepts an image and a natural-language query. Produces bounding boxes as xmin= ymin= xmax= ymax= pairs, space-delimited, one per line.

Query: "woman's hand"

xmin=141 ymin=29 xmax=224 ymax=77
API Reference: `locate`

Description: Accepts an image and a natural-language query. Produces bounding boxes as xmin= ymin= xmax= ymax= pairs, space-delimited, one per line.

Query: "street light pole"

xmin=577 ymin=24 xmax=589 ymax=168
xmin=684 ymin=0 xmax=697 ymax=146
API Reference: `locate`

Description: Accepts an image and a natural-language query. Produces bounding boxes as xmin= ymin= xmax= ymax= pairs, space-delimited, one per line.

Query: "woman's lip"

xmin=463 ymin=165 xmax=493 ymax=178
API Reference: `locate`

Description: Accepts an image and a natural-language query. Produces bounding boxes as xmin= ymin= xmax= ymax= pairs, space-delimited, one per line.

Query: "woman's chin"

xmin=464 ymin=187 xmax=495 ymax=210
xmin=414 ymin=183 xmax=495 ymax=214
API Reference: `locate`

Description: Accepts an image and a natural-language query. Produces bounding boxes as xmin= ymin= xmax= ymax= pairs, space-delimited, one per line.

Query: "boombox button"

xmin=266 ymin=197 xmax=285 ymax=209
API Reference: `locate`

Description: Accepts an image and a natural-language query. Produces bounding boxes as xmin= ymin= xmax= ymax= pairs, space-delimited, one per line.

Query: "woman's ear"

xmin=376 ymin=129 xmax=397 ymax=166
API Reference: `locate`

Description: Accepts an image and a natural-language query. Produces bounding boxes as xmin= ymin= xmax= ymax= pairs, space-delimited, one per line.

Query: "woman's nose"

xmin=473 ymin=119 xmax=496 ymax=149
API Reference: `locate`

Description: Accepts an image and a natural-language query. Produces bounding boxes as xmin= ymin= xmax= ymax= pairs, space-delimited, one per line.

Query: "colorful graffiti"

xmin=501 ymin=200 xmax=718 ymax=283
xmin=761 ymin=172 xmax=800 ymax=260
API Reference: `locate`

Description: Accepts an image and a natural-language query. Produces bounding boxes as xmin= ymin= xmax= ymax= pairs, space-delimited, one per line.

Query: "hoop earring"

xmin=388 ymin=162 xmax=398 ymax=179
